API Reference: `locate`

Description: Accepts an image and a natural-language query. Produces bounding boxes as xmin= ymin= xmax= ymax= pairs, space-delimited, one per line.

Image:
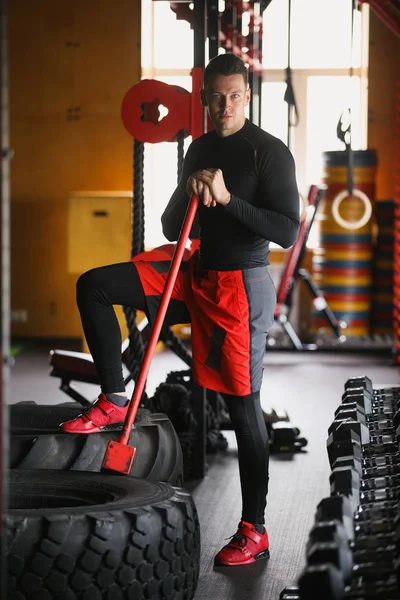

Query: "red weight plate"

xmin=121 ymin=79 xmax=191 ymax=143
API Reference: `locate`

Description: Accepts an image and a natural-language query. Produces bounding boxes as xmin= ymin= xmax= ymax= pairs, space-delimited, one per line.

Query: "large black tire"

xmin=9 ymin=401 xmax=87 ymax=434
xmin=6 ymin=470 xmax=200 ymax=600
xmin=10 ymin=405 xmax=183 ymax=486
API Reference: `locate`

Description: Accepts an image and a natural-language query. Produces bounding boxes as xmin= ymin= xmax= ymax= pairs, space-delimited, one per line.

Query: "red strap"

xmin=94 ymin=398 xmax=116 ymax=416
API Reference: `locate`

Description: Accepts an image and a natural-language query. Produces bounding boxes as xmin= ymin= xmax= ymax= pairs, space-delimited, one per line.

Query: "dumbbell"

xmin=331 ymin=455 xmax=362 ymax=479
xmin=315 ymin=495 xmax=355 ymax=541
xmin=298 ymin=564 xmax=345 ymax=600
xmin=363 ymin=463 xmax=400 ymax=479
xmin=354 ymin=530 xmax=395 ymax=548
xmin=360 ymin=486 xmax=400 ymax=504
xmin=353 ymin=530 xmax=396 ymax=549
xmin=329 ymin=461 xmax=362 ymax=510
xmin=330 ymin=407 xmax=370 ymax=445
xmin=329 ymin=464 xmax=360 ymax=510
xmin=373 ymin=390 xmax=398 ymax=404
xmin=279 ymin=587 xmax=301 ymax=600
xmin=355 ymin=501 xmax=397 ymax=523
xmin=270 ymin=421 xmax=308 ymax=453
xmin=363 ymin=453 xmax=400 ymax=470
xmin=373 ymin=394 xmax=398 ymax=410
xmin=306 ymin=520 xmax=353 ymax=582
xmin=367 ymin=431 xmax=397 ymax=447
xmin=335 ymin=402 xmax=365 ymax=421
xmin=371 ymin=405 xmax=394 ymax=419
xmin=344 ymin=375 xmax=373 ymax=396
xmin=372 ymin=409 xmax=396 ymax=425
xmin=354 ymin=506 xmax=396 ymax=535
xmin=351 ymin=560 xmax=395 ymax=578
xmin=368 ymin=417 xmax=395 ymax=435
xmin=374 ymin=386 xmax=400 ymax=401
xmin=361 ymin=474 xmax=400 ymax=491
xmin=364 ymin=433 xmax=398 ymax=456
xmin=342 ymin=387 xmax=372 ymax=416
xmin=372 ymin=402 xmax=397 ymax=418
xmin=355 ymin=516 xmax=394 ymax=535
xmin=352 ymin=544 xmax=396 ymax=566
xmin=345 ymin=578 xmax=399 ymax=599
xmin=327 ymin=422 xmax=362 ymax=470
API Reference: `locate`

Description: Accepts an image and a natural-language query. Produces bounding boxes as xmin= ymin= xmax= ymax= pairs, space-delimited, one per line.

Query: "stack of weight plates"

xmin=312 ymin=150 xmax=377 ymax=338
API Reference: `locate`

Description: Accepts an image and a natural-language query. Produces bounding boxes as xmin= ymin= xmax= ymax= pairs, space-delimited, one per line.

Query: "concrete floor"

xmin=7 ymin=343 xmax=400 ymax=599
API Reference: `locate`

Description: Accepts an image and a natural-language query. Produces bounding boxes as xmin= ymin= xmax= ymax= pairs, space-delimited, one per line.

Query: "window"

xmin=261 ymin=82 xmax=288 ymax=143
xmin=140 ymin=0 xmax=369 ymax=249
xmin=152 ymin=5 xmax=194 ymax=70
xmin=142 ymin=75 xmax=192 ymax=248
xmin=306 ymin=75 xmax=362 ymax=185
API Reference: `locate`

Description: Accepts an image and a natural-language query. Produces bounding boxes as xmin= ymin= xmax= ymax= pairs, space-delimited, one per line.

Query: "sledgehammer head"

xmin=101 ymin=440 xmax=136 ymax=475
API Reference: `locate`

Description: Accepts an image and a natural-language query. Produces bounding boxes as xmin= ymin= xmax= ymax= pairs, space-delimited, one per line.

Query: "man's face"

xmin=201 ymin=73 xmax=251 ymax=137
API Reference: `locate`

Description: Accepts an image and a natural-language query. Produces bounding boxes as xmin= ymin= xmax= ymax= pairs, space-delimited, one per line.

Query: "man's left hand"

xmin=194 ymin=169 xmax=231 ymax=207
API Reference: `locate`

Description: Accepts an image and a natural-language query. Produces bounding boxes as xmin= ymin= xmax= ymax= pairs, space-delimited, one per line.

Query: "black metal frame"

xmin=48 ymin=1 xmax=268 ymax=481
xmin=249 ymin=2 xmax=263 ymax=126
xmin=189 ymin=0 xmax=208 ymax=480
xmin=0 ymin=0 xmax=10 ymax=596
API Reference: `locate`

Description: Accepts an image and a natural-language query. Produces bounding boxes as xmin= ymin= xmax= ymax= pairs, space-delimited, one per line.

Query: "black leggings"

xmin=76 ymin=263 xmax=269 ymax=524
xmin=222 ymin=391 xmax=269 ymax=524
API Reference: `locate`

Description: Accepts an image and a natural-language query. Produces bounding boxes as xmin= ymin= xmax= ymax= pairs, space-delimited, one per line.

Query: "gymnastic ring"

xmin=331 ymin=189 xmax=372 ymax=231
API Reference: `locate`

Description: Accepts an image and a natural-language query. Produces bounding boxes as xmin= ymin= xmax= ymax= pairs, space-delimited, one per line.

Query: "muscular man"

xmin=61 ymin=53 xmax=300 ymax=567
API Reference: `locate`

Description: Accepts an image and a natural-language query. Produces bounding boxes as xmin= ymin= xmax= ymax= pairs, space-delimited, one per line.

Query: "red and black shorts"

xmin=132 ymin=242 xmax=276 ymax=396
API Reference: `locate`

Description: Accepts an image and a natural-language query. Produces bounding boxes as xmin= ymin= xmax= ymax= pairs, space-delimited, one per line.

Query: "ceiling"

xmin=167 ymin=2 xmax=400 ymax=39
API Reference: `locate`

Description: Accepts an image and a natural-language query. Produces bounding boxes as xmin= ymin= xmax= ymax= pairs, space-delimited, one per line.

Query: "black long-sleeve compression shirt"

xmin=161 ymin=119 xmax=300 ymax=270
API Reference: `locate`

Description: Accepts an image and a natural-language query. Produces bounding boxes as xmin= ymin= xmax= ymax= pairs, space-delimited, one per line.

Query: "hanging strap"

xmin=284 ymin=0 xmax=299 ymax=149
xmin=336 ymin=0 xmax=356 ymax=195
xmin=347 ymin=0 xmax=356 ymax=195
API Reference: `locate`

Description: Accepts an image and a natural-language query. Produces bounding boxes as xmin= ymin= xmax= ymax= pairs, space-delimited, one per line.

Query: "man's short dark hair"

xmin=203 ymin=53 xmax=248 ymax=88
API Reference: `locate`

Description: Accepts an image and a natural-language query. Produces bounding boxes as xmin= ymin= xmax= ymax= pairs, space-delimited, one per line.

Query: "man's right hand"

xmin=186 ymin=172 xmax=217 ymax=208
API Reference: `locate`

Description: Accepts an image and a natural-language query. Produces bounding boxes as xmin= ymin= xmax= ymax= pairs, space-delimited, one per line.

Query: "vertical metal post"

xmin=193 ymin=0 xmax=206 ymax=68
xmin=236 ymin=0 xmax=243 ymax=50
xmin=190 ymin=0 xmax=207 ymax=480
xmin=258 ymin=3 xmax=264 ymax=127
xmin=249 ymin=2 xmax=262 ymax=126
xmin=0 ymin=0 xmax=10 ymax=595
xmin=207 ymin=0 xmax=219 ymax=60
xmin=393 ymin=81 xmax=400 ymax=364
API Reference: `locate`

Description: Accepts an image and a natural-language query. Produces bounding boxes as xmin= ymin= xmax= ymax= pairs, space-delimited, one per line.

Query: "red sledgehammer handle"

xmin=117 ymin=193 xmax=199 ymax=445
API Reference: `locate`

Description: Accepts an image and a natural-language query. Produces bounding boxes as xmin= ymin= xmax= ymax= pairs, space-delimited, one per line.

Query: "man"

xmin=61 ymin=53 xmax=300 ymax=567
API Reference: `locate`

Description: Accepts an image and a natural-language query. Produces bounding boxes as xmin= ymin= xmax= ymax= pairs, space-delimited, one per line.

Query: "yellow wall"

xmin=9 ymin=0 xmax=141 ymax=340
xmin=368 ymin=11 xmax=400 ymax=200
xmin=8 ymin=3 xmax=400 ymax=342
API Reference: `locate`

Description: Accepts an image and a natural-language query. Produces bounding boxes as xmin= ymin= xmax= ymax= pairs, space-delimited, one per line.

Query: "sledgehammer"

xmin=102 ymin=193 xmax=199 ymax=475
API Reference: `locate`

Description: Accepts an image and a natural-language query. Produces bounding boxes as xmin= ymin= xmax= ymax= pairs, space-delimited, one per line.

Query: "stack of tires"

xmin=6 ymin=401 xmax=201 ymax=599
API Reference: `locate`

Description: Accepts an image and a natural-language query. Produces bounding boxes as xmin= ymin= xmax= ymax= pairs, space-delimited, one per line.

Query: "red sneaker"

xmin=60 ymin=394 xmax=129 ymax=434
xmin=214 ymin=521 xmax=270 ymax=567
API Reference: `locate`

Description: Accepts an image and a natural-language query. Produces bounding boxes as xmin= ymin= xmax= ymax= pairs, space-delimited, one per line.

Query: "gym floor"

xmin=8 ymin=343 xmax=400 ymax=600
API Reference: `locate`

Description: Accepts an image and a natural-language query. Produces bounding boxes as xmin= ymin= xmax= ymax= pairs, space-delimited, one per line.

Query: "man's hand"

xmin=186 ymin=174 xmax=216 ymax=207
xmin=186 ymin=168 xmax=231 ymax=208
